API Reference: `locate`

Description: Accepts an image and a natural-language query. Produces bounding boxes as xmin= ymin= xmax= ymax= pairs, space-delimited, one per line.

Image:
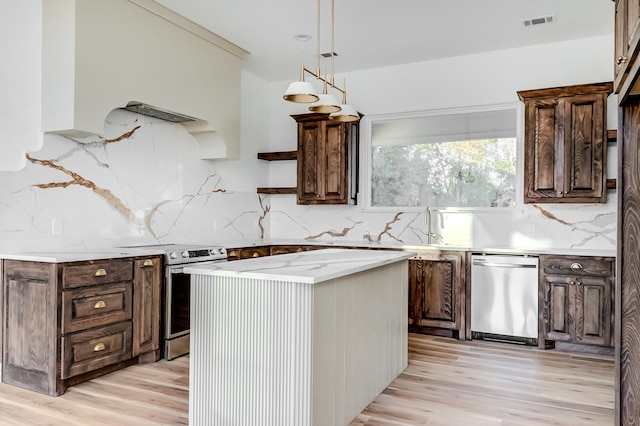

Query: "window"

xmin=364 ymin=106 xmax=518 ymax=210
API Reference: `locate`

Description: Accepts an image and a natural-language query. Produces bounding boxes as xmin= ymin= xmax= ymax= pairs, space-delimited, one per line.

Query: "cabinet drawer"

xmin=62 ymin=260 xmax=133 ymax=289
xmin=61 ymin=322 xmax=132 ymax=379
xmin=542 ymin=256 xmax=613 ymax=277
xmin=62 ymin=282 xmax=133 ymax=334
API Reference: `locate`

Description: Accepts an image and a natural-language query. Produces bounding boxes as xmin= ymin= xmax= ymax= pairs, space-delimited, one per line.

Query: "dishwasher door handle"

xmin=472 ymin=261 xmax=537 ymax=268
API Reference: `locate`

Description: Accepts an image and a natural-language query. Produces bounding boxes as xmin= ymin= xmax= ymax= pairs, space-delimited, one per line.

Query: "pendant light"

xmin=329 ymin=79 xmax=359 ymax=122
xmin=309 ymin=75 xmax=340 ymax=113
xmin=283 ymin=55 xmax=319 ymax=103
xmin=282 ymin=0 xmax=358 ymax=120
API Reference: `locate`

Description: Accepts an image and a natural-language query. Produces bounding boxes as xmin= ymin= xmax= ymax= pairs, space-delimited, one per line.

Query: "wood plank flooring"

xmin=0 ymin=334 xmax=613 ymax=425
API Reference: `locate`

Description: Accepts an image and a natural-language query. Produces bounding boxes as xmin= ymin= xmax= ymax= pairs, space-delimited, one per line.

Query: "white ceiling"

xmin=154 ymin=0 xmax=614 ymax=82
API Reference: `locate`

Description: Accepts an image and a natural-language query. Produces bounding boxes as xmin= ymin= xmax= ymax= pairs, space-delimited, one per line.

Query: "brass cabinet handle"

xmin=94 ymin=268 xmax=107 ymax=277
xmin=93 ymin=343 xmax=106 ymax=352
xmin=617 ymin=56 xmax=628 ymax=65
xmin=143 ymin=259 xmax=154 ymax=267
xmin=229 ymin=250 xmax=237 ymax=256
xmin=570 ymin=262 xmax=583 ymax=271
xmin=570 ymin=281 xmax=576 ymax=286
xmin=94 ymin=301 xmax=106 ymax=309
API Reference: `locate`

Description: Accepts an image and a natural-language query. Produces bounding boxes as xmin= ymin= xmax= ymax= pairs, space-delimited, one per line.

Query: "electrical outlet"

xmin=51 ymin=218 xmax=63 ymax=235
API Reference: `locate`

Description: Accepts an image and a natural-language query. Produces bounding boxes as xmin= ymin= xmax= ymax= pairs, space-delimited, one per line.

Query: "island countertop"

xmin=184 ymin=248 xmax=414 ymax=284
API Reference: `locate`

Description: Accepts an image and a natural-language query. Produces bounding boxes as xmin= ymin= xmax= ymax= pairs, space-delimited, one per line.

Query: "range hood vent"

xmin=41 ymin=0 xmax=248 ymax=159
xmin=122 ymin=102 xmax=197 ymax=124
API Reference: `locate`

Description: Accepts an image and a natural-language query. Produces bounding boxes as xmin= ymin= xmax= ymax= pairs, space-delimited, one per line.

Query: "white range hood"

xmin=41 ymin=0 xmax=247 ymax=158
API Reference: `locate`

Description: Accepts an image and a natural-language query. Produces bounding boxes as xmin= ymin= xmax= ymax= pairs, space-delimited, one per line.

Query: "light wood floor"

xmin=0 ymin=334 xmax=614 ymax=425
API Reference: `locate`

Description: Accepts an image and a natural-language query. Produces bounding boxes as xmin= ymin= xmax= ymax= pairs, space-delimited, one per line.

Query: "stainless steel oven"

xmin=121 ymin=244 xmax=227 ymax=360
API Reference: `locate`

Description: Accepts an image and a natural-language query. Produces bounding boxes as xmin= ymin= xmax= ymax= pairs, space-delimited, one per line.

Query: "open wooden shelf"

xmin=257 ymin=151 xmax=297 ymax=161
xmin=257 ymin=187 xmax=296 ymax=195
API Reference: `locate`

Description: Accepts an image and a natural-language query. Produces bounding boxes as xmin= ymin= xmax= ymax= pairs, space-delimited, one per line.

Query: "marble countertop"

xmin=0 ymin=247 xmax=166 ymax=263
xmin=0 ymin=239 xmax=615 ymax=263
xmin=222 ymin=238 xmax=617 ymax=258
xmin=184 ymin=248 xmax=415 ymax=284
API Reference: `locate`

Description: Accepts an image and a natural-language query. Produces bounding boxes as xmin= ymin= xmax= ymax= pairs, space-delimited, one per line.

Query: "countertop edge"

xmin=185 ymin=249 xmax=415 ymax=284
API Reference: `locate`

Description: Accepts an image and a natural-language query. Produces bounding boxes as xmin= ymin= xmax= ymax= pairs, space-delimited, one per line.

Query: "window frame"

xmin=359 ymin=102 xmax=524 ymax=212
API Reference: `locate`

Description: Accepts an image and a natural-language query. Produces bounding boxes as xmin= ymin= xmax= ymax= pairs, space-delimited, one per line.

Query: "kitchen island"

xmin=184 ymin=248 xmax=413 ymax=426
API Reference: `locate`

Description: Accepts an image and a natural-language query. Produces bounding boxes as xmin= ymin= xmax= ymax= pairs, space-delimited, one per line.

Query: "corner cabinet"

xmin=2 ymin=255 xmax=162 ymax=396
xmin=293 ymin=113 xmax=359 ymax=205
xmin=408 ymin=251 xmax=466 ymax=340
xmin=517 ymin=82 xmax=612 ymax=204
xmin=539 ymin=255 xmax=614 ymax=348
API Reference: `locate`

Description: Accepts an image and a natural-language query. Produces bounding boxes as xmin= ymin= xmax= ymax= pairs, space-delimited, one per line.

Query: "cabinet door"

xmin=523 ymin=97 xmax=564 ymax=202
xmin=615 ymin=0 xmax=640 ymax=94
xmin=294 ymin=113 xmax=355 ymax=205
xmin=297 ymin=119 xmax=323 ymax=203
xmin=562 ymin=94 xmax=606 ymax=202
xmin=322 ymin=120 xmax=349 ymax=202
xmin=408 ymin=254 xmax=463 ymax=334
xmin=2 ymin=261 xmax=59 ymax=395
xmin=543 ymin=275 xmax=574 ymax=342
xmin=132 ymin=257 xmax=161 ymax=357
xmin=575 ymin=277 xmax=611 ymax=346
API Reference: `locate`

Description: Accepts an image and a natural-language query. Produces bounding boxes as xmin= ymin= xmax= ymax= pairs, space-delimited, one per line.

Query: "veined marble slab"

xmin=0 ymin=247 xmax=165 ymax=263
xmin=184 ymin=248 xmax=414 ymax=284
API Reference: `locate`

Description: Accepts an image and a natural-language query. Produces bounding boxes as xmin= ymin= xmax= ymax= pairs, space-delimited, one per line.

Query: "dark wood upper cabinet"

xmin=292 ymin=113 xmax=359 ymax=205
xmin=615 ymin=0 xmax=640 ymax=99
xmin=518 ymin=82 xmax=613 ymax=204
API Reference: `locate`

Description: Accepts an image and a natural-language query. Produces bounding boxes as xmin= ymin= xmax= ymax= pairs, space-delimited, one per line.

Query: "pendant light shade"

xmin=283 ymin=81 xmax=319 ymax=103
xmin=283 ymin=56 xmax=319 ymax=103
xmin=329 ymin=103 xmax=359 ymax=122
xmin=309 ymin=77 xmax=341 ymax=113
xmin=328 ymin=82 xmax=359 ymax=122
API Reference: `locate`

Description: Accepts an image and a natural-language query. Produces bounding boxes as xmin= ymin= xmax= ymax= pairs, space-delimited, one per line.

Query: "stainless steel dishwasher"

xmin=471 ymin=254 xmax=539 ymax=345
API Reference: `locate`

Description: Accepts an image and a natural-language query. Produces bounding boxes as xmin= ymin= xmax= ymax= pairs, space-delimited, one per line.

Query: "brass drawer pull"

xmin=570 ymin=263 xmax=583 ymax=271
xmin=94 ymin=268 xmax=107 ymax=277
xmin=94 ymin=301 xmax=106 ymax=309
xmin=143 ymin=259 xmax=154 ymax=267
xmin=93 ymin=343 xmax=106 ymax=352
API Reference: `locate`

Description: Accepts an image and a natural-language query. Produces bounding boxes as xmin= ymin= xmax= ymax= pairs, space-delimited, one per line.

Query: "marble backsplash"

xmin=0 ymin=110 xmax=265 ymax=252
xmin=0 ymin=109 xmax=617 ymax=253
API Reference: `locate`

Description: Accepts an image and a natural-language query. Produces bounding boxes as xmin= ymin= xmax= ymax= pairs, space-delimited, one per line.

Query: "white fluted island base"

xmin=185 ymin=248 xmax=412 ymax=426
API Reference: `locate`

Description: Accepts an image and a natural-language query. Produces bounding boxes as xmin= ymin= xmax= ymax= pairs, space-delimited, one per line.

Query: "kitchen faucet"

xmin=424 ymin=207 xmax=445 ymax=245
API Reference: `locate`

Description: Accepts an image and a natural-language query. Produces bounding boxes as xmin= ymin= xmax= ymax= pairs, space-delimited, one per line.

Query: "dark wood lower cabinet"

xmin=2 ymin=256 xmax=161 ymax=396
xmin=408 ymin=252 xmax=465 ymax=340
xmin=539 ymin=255 xmax=614 ymax=349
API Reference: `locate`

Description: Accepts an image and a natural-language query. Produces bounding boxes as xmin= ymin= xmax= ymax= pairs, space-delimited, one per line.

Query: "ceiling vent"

xmin=320 ymin=51 xmax=338 ymax=58
xmin=522 ymin=14 xmax=556 ymax=27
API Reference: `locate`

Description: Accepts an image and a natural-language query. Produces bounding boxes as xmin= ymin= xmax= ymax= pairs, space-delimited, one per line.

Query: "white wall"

xmin=0 ymin=33 xmax=617 ymax=253
xmin=0 ymin=1 xmax=43 ymax=171
xmin=265 ymin=35 xmax=617 ymax=251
